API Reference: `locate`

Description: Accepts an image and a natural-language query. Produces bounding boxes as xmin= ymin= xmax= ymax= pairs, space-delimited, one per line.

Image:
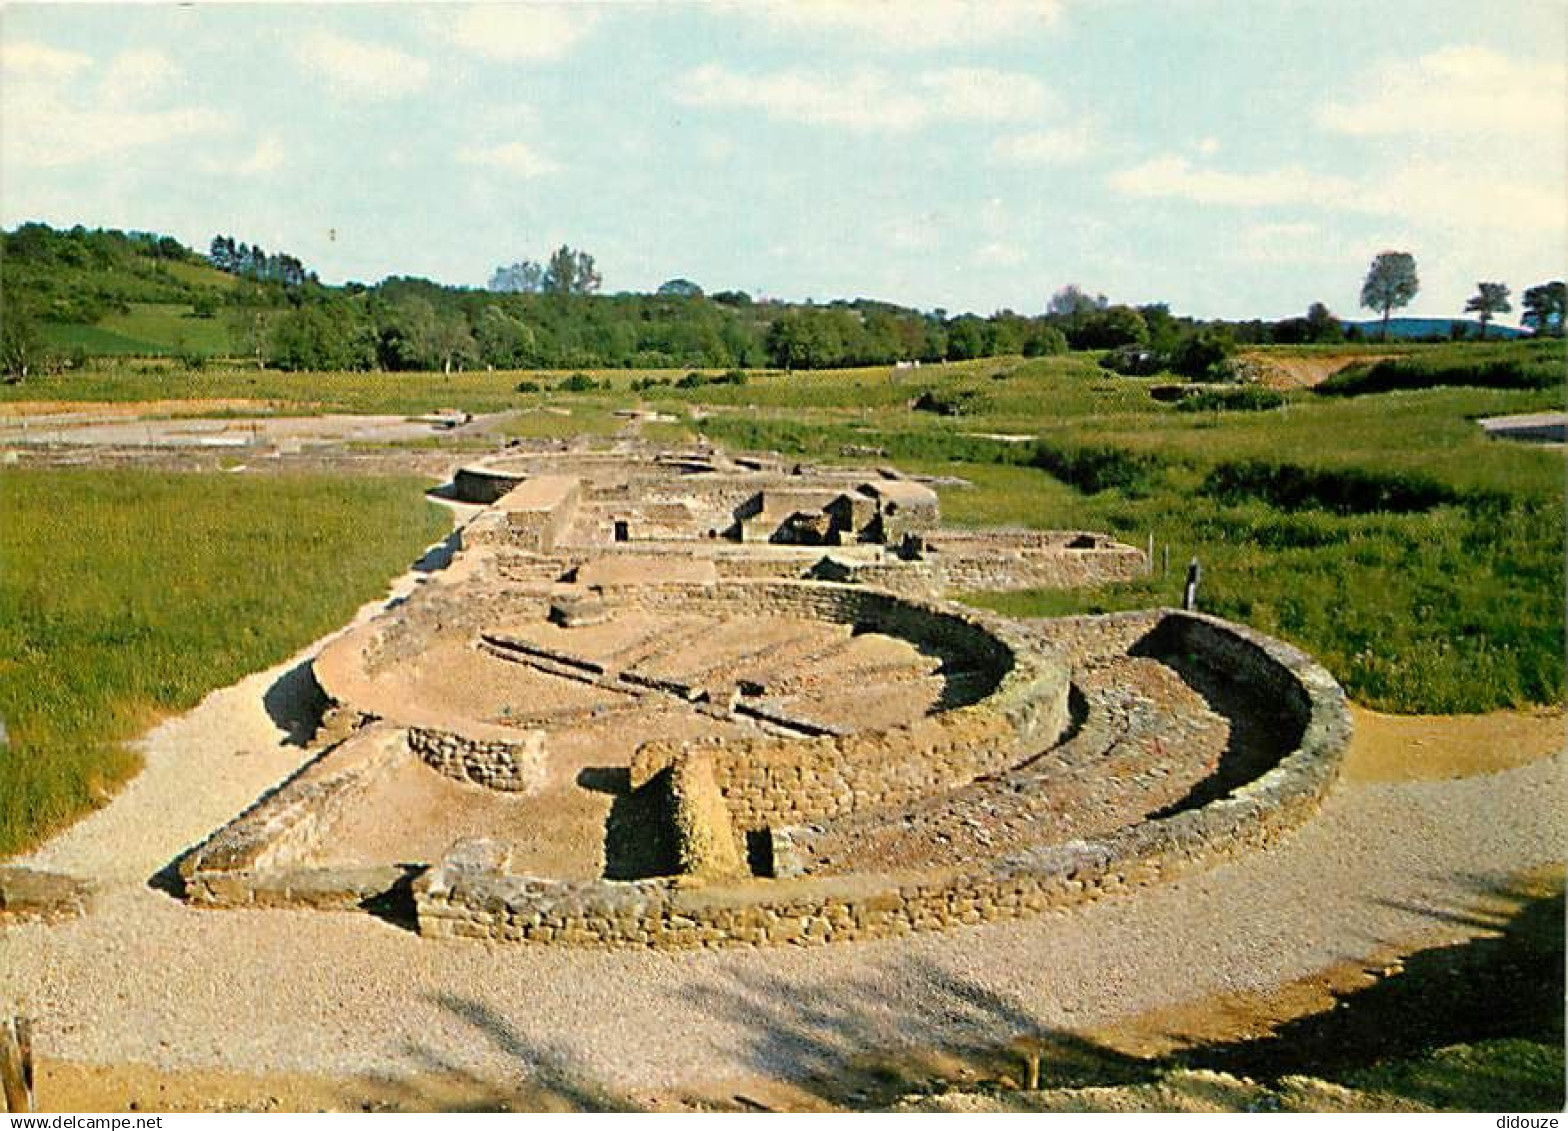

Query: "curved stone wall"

xmin=411 ymin=608 xmax=1352 ymax=947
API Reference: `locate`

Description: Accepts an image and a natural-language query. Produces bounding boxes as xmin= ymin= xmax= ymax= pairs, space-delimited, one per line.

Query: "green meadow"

xmin=0 ymin=469 xmax=449 ymax=854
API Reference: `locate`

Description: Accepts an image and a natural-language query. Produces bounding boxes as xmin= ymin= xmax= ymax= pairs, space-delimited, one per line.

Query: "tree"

xmin=1047 ymin=284 xmax=1106 ymax=317
xmin=1463 ymin=282 xmax=1512 ymax=340
xmin=1066 ymin=305 xmax=1148 ymax=350
xmin=656 ymin=278 xmax=703 ymax=298
xmin=1305 ymin=301 xmax=1344 ymax=343
xmin=1359 ymin=251 xmax=1419 ymax=342
xmin=1 ymin=309 xmax=46 ymax=381
xmin=1521 ymin=280 xmax=1565 ymax=337
xmin=475 ymin=305 xmax=537 ymax=368
xmin=1168 ymin=326 xmax=1235 ymax=379
xmin=543 ymin=245 xmax=601 ymax=295
xmin=489 ymin=261 xmax=544 ymax=294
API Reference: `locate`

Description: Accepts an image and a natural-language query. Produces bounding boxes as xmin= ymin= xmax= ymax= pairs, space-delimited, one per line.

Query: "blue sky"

xmin=2 ymin=1 xmax=1563 ymax=323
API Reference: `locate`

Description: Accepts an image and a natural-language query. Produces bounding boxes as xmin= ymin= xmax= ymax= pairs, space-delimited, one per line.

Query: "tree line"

xmin=3 ymin=223 xmax=1563 ymax=380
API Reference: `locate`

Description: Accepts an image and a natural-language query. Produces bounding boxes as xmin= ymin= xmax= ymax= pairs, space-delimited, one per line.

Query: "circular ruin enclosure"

xmin=296 ymin=577 xmax=1067 ymax=885
xmin=178 ymin=449 xmax=1352 ymax=946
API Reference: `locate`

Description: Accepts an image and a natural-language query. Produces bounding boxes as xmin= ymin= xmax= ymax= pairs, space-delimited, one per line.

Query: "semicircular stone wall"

xmin=410 ymin=608 xmax=1352 ymax=947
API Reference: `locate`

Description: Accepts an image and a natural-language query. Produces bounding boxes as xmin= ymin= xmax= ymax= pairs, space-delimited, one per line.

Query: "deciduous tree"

xmin=1463 ymin=282 xmax=1511 ymax=340
xmin=543 ymin=246 xmax=602 ymax=295
xmin=1521 ymin=280 xmax=1565 ymax=337
xmin=1359 ymin=251 xmax=1419 ymax=342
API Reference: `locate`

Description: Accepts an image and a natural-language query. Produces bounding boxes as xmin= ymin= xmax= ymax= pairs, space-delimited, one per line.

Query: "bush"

xmin=557 ymin=372 xmax=601 ymax=392
xmin=911 ymin=388 xmax=989 ymax=416
xmin=514 ymin=379 xmax=541 ymax=393
xmin=1168 ymin=328 xmax=1235 ymax=380
xmin=1176 ymin=386 xmax=1285 ymax=413
xmin=1023 ymin=325 xmax=1069 ymax=357
xmin=1317 ymin=348 xmax=1558 ymax=397
xmin=1100 ymin=345 xmax=1164 ymax=376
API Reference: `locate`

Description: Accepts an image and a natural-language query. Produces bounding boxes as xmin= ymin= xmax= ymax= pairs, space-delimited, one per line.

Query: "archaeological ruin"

xmin=179 ymin=446 xmax=1352 ymax=947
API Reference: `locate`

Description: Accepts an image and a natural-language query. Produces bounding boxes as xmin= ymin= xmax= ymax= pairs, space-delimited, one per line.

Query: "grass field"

xmin=41 ymin=302 xmax=238 ymax=358
xmin=0 ymin=469 xmax=450 ymax=854
xmin=1 ymin=339 xmax=1561 ymax=744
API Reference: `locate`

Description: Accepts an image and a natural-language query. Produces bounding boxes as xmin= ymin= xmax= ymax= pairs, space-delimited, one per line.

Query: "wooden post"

xmin=0 ymin=1016 xmax=34 ymax=1113
xmin=1162 ymin=544 xmax=1170 ymax=578
xmin=1146 ymin=532 xmax=1154 ymax=575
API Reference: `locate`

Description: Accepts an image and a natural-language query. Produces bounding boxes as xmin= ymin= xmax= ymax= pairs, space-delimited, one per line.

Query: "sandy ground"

xmin=0 ymin=413 xmax=475 ymax=449
xmin=1238 ymin=353 xmax=1397 ymax=390
xmin=4 ymin=695 xmax=1560 ymax=1111
xmin=0 ymin=399 xmax=275 ymax=421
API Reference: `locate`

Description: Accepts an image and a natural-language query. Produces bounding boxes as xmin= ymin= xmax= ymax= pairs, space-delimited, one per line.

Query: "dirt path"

xmin=4 ymin=665 xmax=1560 ymax=1112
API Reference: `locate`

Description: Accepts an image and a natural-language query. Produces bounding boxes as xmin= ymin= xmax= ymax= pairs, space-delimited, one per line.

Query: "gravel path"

xmin=4 ymin=509 xmax=1562 ymax=1099
xmin=5 ymin=751 xmax=1559 ymax=1098
xmin=19 ymin=497 xmax=482 ymax=884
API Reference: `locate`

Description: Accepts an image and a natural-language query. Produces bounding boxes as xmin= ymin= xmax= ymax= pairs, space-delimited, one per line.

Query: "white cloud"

xmin=0 ymin=40 xmax=91 ymax=80
xmin=884 ymin=215 xmax=941 ymax=253
xmin=1228 ymin=221 xmax=1355 ymax=267
xmin=990 ymin=126 xmax=1091 ymax=165
xmin=456 ymin=140 xmax=561 ymax=178
xmin=439 ymin=4 xmax=595 ymax=62
xmin=1318 ymin=45 xmax=1565 ymax=139
xmin=919 ymin=67 xmax=1054 ymax=122
xmin=295 ymin=31 xmax=430 ymax=99
xmin=750 ymin=0 xmax=1062 ymax=51
xmin=975 ymin=241 xmax=1027 ymax=267
xmin=1 ymin=45 xmax=232 ymax=170
xmin=674 ymin=63 xmax=1050 ymax=131
xmin=237 ymin=136 xmax=287 ymax=176
xmin=197 ymin=135 xmax=287 ymax=177
xmin=1108 ymin=154 xmax=1357 ymax=208
xmin=4 ymin=106 xmax=232 ymax=169
xmin=1375 ymin=159 xmax=1565 ymax=238
xmin=99 ymin=49 xmax=178 ymax=105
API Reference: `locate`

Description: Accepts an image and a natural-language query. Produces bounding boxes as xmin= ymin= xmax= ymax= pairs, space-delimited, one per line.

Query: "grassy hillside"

xmin=40 ymin=302 xmax=238 ymax=357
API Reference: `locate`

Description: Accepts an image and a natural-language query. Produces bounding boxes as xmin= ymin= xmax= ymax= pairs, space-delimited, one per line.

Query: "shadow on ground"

xmin=341 ymin=871 xmax=1563 ymax=1112
xmin=261 ymin=659 xmax=328 ymax=747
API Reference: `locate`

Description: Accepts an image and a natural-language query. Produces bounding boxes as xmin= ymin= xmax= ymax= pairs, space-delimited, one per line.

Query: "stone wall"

xmin=181 ymin=727 xmax=413 ymax=910
xmin=408 ymin=725 xmax=548 ymax=793
xmin=495 ymin=475 xmax=581 ymax=552
xmin=669 ymin=753 xmax=749 ymax=881
xmin=413 ymin=608 xmax=1351 ymax=948
xmin=618 ymin=580 xmax=1070 ymax=830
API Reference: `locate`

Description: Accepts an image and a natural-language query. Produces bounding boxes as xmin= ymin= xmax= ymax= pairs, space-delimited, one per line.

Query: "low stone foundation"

xmin=408 ymin=725 xmax=547 ymax=793
xmin=411 ymin=608 xmax=1350 ymax=948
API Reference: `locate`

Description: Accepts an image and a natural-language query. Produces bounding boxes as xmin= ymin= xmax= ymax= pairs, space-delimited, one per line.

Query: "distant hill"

xmin=1341 ymin=317 xmax=1527 ymax=341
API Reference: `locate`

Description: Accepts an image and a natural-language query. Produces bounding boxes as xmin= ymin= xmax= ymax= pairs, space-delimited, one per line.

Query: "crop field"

xmin=0 ymin=469 xmax=450 ymax=854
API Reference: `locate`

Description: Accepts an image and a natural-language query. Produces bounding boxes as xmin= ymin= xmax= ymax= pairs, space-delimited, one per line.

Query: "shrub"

xmin=1023 ymin=325 xmax=1069 ymax=357
xmin=1176 ymin=386 xmax=1285 ymax=413
xmin=514 ymin=380 xmax=541 ymax=393
xmin=911 ymin=388 xmax=989 ymax=416
xmin=1099 ymin=345 xmax=1163 ymax=376
xmin=1168 ymin=328 xmax=1235 ymax=380
xmin=1317 ymin=349 xmax=1558 ymax=397
xmin=557 ymin=372 xmax=601 ymax=392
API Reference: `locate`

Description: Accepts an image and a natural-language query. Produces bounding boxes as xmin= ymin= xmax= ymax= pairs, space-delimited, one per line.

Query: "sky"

xmin=1 ymin=0 xmax=1564 ymax=324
